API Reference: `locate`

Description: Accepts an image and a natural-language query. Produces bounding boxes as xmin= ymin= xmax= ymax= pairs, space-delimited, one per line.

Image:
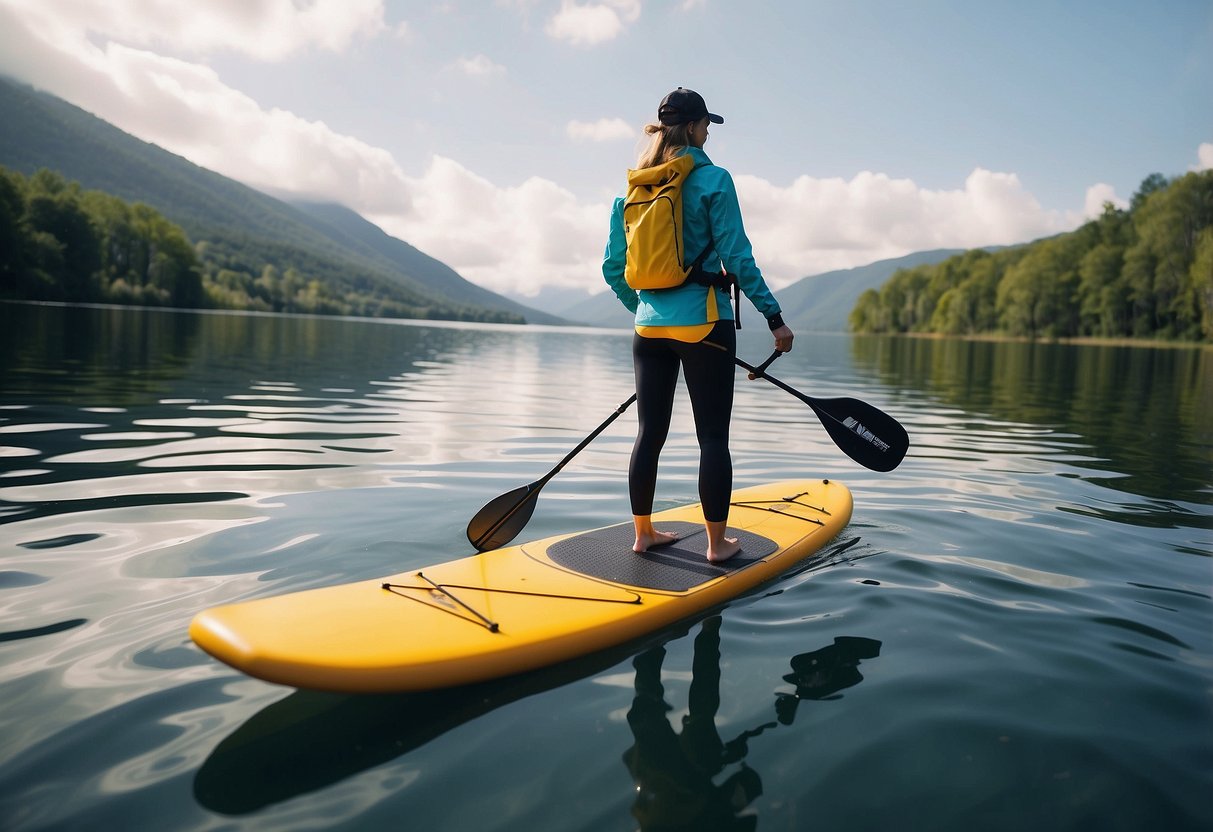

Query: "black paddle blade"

xmin=733 ymin=352 xmax=909 ymax=472
xmin=466 ymin=483 xmax=541 ymax=552
xmin=808 ymin=396 xmax=909 ymax=472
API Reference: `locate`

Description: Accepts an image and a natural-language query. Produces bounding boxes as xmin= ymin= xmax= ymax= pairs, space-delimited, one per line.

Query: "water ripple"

xmin=0 ymin=310 xmax=1209 ymax=832
xmin=0 ymin=618 xmax=88 ymax=643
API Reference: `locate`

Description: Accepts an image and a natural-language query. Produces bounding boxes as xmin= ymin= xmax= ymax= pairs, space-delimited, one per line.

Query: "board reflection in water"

xmin=194 ymin=618 xmax=881 ymax=825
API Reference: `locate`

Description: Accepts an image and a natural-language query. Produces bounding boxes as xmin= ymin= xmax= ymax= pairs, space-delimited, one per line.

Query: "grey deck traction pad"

xmin=546 ymin=521 xmax=779 ymax=592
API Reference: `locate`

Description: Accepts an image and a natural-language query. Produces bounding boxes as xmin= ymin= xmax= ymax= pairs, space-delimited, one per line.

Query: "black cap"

xmin=657 ymin=87 xmax=724 ymax=126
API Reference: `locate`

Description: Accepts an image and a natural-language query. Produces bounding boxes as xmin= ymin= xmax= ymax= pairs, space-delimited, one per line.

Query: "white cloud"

xmin=545 ymin=0 xmax=641 ymax=46
xmin=454 ymin=54 xmax=506 ymax=76
xmin=371 ymin=157 xmax=607 ymax=296
xmin=5 ymin=0 xmax=388 ymax=62
xmin=733 ymin=168 xmax=1082 ymax=285
xmin=0 ymin=0 xmax=1105 ymax=299
xmin=1192 ymin=142 xmax=1213 ymax=172
xmin=566 ymin=117 xmax=635 ymax=141
xmin=384 ymin=164 xmax=1090 ymax=295
xmin=1082 ymin=183 xmax=1128 ymax=218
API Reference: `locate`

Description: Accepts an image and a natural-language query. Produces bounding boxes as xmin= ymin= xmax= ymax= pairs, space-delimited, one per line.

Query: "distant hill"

xmin=551 ymin=287 xmax=636 ymax=329
xmin=525 ymin=248 xmax=971 ymax=331
xmin=504 ymin=284 xmax=609 ymax=321
xmin=0 ymin=75 xmax=562 ymax=325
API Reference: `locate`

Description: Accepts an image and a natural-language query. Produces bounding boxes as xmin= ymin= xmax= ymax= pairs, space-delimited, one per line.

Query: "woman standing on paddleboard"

xmin=602 ymin=88 xmax=795 ymax=563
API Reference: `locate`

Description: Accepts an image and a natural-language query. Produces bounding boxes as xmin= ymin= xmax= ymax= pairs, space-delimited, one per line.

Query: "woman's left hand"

xmin=772 ymin=324 xmax=794 ymax=353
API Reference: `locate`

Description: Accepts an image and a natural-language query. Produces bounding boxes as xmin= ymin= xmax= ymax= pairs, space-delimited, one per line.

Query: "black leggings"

xmin=629 ymin=320 xmax=736 ymax=522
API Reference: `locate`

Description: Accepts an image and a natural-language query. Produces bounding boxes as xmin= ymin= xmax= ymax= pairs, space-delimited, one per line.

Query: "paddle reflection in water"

xmin=625 ymin=618 xmax=882 ymax=831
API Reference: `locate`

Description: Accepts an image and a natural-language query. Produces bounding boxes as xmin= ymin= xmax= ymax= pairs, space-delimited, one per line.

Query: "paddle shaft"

xmin=468 ymin=394 xmax=636 ymax=550
xmin=549 ymin=393 xmax=636 ymax=481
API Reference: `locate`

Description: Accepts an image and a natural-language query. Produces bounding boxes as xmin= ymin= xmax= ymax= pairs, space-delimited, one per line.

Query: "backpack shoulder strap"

xmin=683 ymin=159 xmax=714 ymax=270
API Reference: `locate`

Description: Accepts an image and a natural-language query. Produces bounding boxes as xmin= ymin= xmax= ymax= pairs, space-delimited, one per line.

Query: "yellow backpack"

xmin=622 ymin=154 xmax=712 ymax=290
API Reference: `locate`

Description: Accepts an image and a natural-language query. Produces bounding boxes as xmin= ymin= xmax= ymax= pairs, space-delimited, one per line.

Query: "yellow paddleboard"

xmin=190 ymin=479 xmax=852 ymax=693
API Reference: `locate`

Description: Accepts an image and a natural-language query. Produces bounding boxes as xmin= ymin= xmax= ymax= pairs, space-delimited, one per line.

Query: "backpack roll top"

xmin=622 ymin=154 xmax=697 ymax=290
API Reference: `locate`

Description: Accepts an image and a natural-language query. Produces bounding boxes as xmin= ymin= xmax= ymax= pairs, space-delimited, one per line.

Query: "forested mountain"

xmin=850 ymin=172 xmax=1213 ymax=341
xmin=774 ymin=249 xmax=970 ymax=332
xmin=0 ymin=75 xmax=563 ymax=324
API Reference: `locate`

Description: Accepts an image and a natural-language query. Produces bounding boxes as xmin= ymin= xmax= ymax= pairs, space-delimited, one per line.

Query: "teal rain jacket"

xmin=602 ymin=146 xmax=782 ymax=327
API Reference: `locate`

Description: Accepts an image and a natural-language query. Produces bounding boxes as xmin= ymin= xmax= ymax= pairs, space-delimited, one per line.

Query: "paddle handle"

xmin=747 ymin=350 xmax=783 ymax=380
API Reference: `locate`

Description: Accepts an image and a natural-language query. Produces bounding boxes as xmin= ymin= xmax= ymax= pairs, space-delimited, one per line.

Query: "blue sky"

xmin=1 ymin=0 xmax=1210 ymax=299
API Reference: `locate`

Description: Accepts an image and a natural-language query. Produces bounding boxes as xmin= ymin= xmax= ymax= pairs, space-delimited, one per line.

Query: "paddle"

xmin=467 ymin=350 xmax=909 ymax=552
xmin=733 ymin=349 xmax=909 ymax=473
xmin=467 ymin=394 xmax=637 ymax=552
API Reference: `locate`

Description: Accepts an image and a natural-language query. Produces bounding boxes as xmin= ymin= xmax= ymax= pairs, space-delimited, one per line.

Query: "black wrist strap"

xmin=766 ymin=312 xmax=785 ymax=331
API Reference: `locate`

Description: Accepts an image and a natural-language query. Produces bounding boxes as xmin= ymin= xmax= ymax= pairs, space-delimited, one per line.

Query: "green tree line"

xmin=849 ymin=171 xmax=1213 ymax=341
xmin=0 ymin=165 xmax=523 ymax=323
xmin=1 ymin=166 xmax=204 ymax=308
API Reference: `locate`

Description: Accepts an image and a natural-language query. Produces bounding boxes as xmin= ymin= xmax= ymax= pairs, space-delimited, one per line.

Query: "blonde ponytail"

xmin=636 ymin=121 xmax=693 ymax=169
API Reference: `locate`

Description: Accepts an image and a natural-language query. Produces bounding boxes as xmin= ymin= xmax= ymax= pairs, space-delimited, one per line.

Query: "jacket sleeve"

xmin=707 ymin=170 xmax=781 ymax=319
xmin=602 ymin=197 xmax=638 ymax=314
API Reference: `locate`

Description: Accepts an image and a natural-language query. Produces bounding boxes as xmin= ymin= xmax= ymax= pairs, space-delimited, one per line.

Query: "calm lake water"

xmin=1 ymin=302 xmax=1210 ymax=831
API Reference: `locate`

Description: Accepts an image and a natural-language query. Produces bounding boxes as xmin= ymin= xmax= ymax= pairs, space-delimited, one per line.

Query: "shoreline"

xmin=857 ymin=329 xmax=1212 ymax=350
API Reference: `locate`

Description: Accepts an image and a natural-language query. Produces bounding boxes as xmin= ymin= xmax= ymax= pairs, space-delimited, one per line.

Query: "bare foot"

xmin=634 ymin=529 xmax=680 ymax=553
xmin=707 ymin=537 xmax=742 ymax=563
